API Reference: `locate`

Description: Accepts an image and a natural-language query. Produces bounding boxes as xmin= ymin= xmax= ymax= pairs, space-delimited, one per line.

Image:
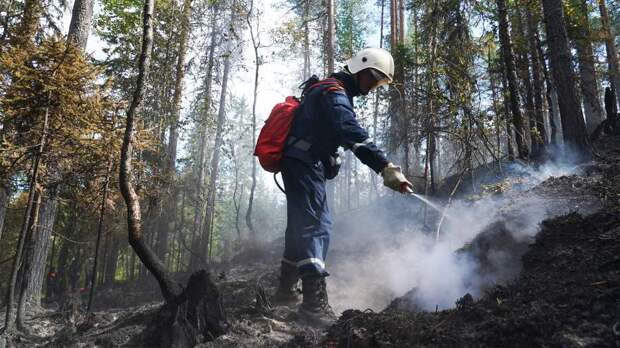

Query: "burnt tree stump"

xmin=144 ymin=270 xmax=229 ymax=348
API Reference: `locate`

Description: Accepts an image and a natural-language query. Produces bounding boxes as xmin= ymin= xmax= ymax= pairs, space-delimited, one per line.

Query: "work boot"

xmin=272 ymin=262 xmax=301 ymax=306
xmin=298 ymin=275 xmax=337 ymax=327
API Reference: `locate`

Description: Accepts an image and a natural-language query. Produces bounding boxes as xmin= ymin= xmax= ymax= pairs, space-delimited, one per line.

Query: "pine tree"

xmin=542 ymin=0 xmax=590 ymax=158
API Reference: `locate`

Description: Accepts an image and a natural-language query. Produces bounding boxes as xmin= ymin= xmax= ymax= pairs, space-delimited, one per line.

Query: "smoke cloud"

xmin=326 ymin=161 xmax=592 ymax=314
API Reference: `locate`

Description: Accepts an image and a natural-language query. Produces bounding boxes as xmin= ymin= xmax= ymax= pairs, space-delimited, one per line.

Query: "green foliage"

xmin=94 ymin=0 xmax=180 ymax=103
xmin=271 ymin=0 xmax=324 ymax=69
xmin=336 ymin=0 xmax=368 ymax=61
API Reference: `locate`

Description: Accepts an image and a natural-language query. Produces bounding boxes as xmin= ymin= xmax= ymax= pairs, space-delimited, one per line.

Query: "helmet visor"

xmin=368 ymin=68 xmax=390 ymax=89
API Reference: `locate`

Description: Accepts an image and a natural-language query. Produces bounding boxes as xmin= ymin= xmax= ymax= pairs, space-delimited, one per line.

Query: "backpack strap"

xmin=308 ymin=78 xmax=345 ymax=94
xmin=288 ymin=78 xmax=345 ymax=154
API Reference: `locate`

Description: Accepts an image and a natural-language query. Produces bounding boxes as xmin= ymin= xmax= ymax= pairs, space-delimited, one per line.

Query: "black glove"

xmin=322 ymin=152 xmax=341 ymax=180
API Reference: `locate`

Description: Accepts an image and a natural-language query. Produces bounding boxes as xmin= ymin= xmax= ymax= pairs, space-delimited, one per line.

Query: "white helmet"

xmin=346 ymin=47 xmax=395 ymax=84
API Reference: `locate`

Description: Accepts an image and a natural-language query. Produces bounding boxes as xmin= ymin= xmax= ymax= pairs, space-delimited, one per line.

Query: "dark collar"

xmin=330 ymin=71 xmax=361 ymax=98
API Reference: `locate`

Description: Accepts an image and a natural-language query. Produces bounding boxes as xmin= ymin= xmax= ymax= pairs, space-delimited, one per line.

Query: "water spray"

xmin=403 ymin=186 xmax=452 ymax=219
xmin=402 ymin=186 xmax=453 ymax=242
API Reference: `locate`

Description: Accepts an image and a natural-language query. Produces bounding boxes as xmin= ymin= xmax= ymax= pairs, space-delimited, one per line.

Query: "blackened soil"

xmin=325 ymin=211 xmax=620 ymax=347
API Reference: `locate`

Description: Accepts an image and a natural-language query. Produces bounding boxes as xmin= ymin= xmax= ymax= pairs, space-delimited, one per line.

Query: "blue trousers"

xmin=281 ymin=157 xmax=332 ymax=278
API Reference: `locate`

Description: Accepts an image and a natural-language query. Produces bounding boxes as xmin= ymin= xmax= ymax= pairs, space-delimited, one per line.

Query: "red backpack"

xmin=254 ymin=78 xmax=344 ymax=173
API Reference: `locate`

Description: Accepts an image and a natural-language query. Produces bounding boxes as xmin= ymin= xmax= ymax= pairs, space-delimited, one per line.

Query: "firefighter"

xmin=273 ymin=48 xmax=413 ymax=326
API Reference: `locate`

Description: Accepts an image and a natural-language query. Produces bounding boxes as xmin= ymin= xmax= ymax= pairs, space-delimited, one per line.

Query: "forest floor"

xmin=4 ymin=135 xmax=620 ymax=348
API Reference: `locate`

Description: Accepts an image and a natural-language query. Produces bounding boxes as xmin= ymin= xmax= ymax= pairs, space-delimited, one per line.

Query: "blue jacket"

xmin=284 ymin=71 xmax=389 ymax=174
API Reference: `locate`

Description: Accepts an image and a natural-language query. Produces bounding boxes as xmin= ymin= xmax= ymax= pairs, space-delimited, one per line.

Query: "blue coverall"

xmin=282 ymin=71 xmax=389 ymax=278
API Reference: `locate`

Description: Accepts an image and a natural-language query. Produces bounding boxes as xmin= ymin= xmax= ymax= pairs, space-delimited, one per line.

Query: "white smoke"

xmin=327 ymin=161 xmax=588 ymax=313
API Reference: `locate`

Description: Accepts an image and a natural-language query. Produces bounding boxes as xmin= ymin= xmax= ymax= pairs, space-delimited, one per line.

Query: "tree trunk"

xmin=569 ymin=0 xmax=605 ymax=134
xmin=0 ymin=184 xmax=9 ymax=244
xmin=231 ymin=146 xmax=242 ymax=242
xmin=103 ymin=233 xmax=119 ymax=286
xmin=526 ymin=3 xmax=547 ymax=157
xmin=423 ymin=2 xmax=439 ymax=199
xmin=513 ymin=5 xmax=536 ymax=154
xmin=45 ymin=234 xmax=57 ymax=299
xmin=542 ymin=0 xmax=590 ymax=158
xmin=488 ymin=50 xmax=503 ymax=170
xmin=54 ymin=205 xmax=78 ymax=299
xmin=603 ymin=86 xmax=618 ymax=132
xmin=390 ymin=0 xmax=396 ymax=48
xmin=302 ymin=0 xmax=311 ymax=79
xmin=144 ymin=10 xmax=176 ymax=260
xmin=2 ymin=104 xmax=49 ymax=334
xmin=599 ymin=0 xmax=620 ymax=109
xmin=245 ymin=0 xmax=259 ymax=239
xmin=500 ymin=65 xmax=515 ymax=159
xmin=326 ymin=0 xmax=335 ymax=74
xmin=15 ymin=189 xmax=42 ymax=329
xmin=201 ymin=35 xmax=232 ymax=264
xmin=190 ymin=6 xmax=219 ymax=270
xmin=398 ymin=0 xmax=404 ymax=44
xmin=370 ymin=0 xmax=385 ymax=197
xmin=156 ymin=0 xmax=192 ymax=262
xmin=67 ymin=0 xmax=94 ymax=50
xmin=118 ymin=0 xmax=227 ymax=343
xmin=537 ymin=33 xmax=562 ymax=144
xmin=16 ymin=190 xmax=57 ymax=327
xmin=497 ymin=0 xmax=529 ymax=160
xmin=174 ymin=187 xmax=187 ymax=272
xmin=87 ymin=157 xmax=113 ymax=312
xmin=119 ymin=0 xmax=183 ymax=302
xmin=429 ymin=126 xmax=437 ymax=195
